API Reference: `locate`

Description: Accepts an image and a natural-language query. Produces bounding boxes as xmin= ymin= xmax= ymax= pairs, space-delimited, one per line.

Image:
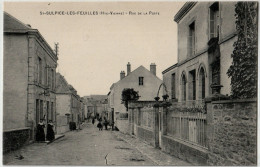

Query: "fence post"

xmin=128 ymin=106 xmax=132 ymax=135
xmin=131 ymin=107 xmax=135 ymax=135
xmin=162 ymin=106 xmax=168 ymax=135
xmin=153 ymin=104 xmax=160 ymax=148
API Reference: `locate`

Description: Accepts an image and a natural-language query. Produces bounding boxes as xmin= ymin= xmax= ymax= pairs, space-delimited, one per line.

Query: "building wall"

xmin=177 ymin=52 xmax=210 ymax=101
xmin=178 ymin=2 xmax=210 ymax=63
xmin=162 ymin=67 xmax=178 ymax=99
xmin=207 ymin=99 xmax=257 ymax=165
xmin=56 ymin=94 xmax=71 ymax=116
xmin=219 ymin=36 xmax=237 ymax=95
xmin=3 ymin=34 xmax=28 ymax=130
xmin=218 ymin=2 xmax=237 ymax=96
xmin=113 ymin=66 xmax=162 ymax=114
xmin=28 ymin=36 xmax=57 ymax=135
xmin=164 ymin=2 xmax=237 ymax=103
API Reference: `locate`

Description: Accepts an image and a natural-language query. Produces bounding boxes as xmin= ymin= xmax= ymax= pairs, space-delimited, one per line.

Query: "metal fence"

xmin=167 ymin=110 xmax=207 ymax=148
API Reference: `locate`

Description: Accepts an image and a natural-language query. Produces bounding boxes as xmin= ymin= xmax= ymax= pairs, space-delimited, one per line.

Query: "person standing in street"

xmin=92 ymin=117 xmax=95 ymax=125
xmin=46 ymin=120 xmax=55 ymax=141
xmin=97 ymin=119 xmax=103 ymax=131
xmin=103 ymin=117 xmax=108 ymax=130
xmin=36 ymin=119 xmax=45 ymax=142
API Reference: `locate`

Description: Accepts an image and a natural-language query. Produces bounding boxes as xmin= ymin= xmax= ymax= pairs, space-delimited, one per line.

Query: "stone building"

xmin=162 ymin=2 xmax=236 ymax=105
xmin=56 ymin=73 xmax=82 ymax=133
xmin=108 ymin=62 xmax=163 ymax=131
xmin=3 ymin=12 xmax=58 ymax=150
xmin=83 ymin=95 xmax=107 ymax=119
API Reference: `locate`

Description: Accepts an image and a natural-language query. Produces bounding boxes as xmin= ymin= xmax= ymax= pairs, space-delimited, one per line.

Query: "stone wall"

xmin=207 ymin=99 xmax=257 ymax=165
xmin=116 ymin=118 xmax=129 ymax=134
xmin=136 ymin=126 xmax=155 ymax=147
xmin=161 ymin=135 xmax=208 ymax=165
xmin=3 ymin=128 xmax=31 ymax=153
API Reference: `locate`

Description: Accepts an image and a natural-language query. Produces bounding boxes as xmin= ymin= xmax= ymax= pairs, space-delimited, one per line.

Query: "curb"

xmin=113 ymin=132 xmax=159 ymax=165
xmin=47 ymin=135 xmax=65 ymax=145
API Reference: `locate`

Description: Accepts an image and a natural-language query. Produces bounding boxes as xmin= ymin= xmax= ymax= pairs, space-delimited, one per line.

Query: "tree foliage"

xmin=227 ymin=2 xmax=258 ymax=99
xmin=121 ymin=88 xmax=139 ymax=111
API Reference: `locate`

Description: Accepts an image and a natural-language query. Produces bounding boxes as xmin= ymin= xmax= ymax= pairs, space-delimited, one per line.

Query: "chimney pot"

xmin=120 ymin=71 xmax=125 ymax=80
xmin=150 ymin=63 xmax=156 ymax=76
xmin=127 ymin=62 xmax=131 ymax=76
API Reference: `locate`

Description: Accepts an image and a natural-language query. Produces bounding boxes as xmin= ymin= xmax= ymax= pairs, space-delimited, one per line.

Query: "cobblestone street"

xmin=3 ymin=123 xmax=156 ymax=165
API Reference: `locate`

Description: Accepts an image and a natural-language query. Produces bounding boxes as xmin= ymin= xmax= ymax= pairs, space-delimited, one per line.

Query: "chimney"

xmin=120 ymin=71 xmax=125 ymax=80
xmin=127 ymin=62 xmax=131 ymax=76
xmin=150 ymin=63 xmax=156 ymax=76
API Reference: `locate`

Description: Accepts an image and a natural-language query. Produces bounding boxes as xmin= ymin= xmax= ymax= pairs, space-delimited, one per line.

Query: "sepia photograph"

xmin=2 ymin=1 xmax=258 ymax=166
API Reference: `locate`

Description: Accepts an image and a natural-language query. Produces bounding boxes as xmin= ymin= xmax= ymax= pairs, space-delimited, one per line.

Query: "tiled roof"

xmin=4 ymin=12 xmax=32 ymax=31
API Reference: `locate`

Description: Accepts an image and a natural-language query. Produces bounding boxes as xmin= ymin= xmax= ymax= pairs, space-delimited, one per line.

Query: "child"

xmin=97 ymin=120 xmax=103 ymax=131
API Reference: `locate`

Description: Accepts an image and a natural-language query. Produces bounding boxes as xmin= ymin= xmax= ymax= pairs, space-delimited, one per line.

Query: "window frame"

xmin=139 ymin=77 xmax=144 ymax=86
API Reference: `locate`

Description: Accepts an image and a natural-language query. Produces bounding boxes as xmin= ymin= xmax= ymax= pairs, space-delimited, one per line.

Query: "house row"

xmin=56 ymin=73 xmax=86 ymax=134
xmin=3 ymin=12 xmax=86 ymax=152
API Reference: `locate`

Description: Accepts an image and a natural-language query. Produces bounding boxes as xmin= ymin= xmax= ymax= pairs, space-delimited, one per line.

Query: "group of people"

xmin=92 ymin=116 xmax=114 ymax=131
xmin=36 ymin=119 xmax=55 ymax=142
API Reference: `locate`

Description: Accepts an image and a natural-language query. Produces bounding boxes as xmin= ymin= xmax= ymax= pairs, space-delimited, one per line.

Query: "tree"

xmin=227 ymin=2 xmax=258 ymax=99
xmin=121 ymin=88 xmax=139 ymax=111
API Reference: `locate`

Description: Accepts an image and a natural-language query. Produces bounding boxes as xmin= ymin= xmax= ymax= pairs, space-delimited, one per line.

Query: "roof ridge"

xmin=4 ymin=11 xmax=32 ymax=30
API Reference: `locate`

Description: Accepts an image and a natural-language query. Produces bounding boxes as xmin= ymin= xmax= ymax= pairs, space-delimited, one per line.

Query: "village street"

xmin=3 ymin=122 xmax=191 ymax=166
xmin=3 ymin=123 xmax=156 ymax=165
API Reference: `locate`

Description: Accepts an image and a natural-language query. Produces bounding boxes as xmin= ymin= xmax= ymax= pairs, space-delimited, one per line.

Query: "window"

xmin=51 ymin=102 xmax=54 ymax=122
xmin=139 ymin=77 xmax=144 ymax=85
xmin=45 ymin=65 xmax=48 ymax=86
xmin=181 ymin=74 xmax=187 ymax=101
xmin=188 ymin=21 xmax=196 ymax=56
xmin=52 ymin=69 xmax=55 ymax=90
xmin=38 ymin=57 xmax=42 ymax=84
xmin=40 ymin=100 xmax=43 ymax=120
xmin=48 ymin=68 xmax=51 ymax=88
xmin=171 ymin=73 xmax=176 ymax=99
xmin=36 ymin=99 xmax=40 ymax=123
xmin=189 ymin=70 xmax=196 ymax=100
xmin=47 ymin=101 xmax=50 ymax=121
xmin=199 ymin=67 xmax=206 ymax=99
xmin=209 ymin=2 xmax=220 ymax=39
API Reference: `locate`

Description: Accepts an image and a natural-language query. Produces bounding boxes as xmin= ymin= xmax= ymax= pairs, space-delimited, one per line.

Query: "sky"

xmin=4 ymin=1 xmax=185 ymax=97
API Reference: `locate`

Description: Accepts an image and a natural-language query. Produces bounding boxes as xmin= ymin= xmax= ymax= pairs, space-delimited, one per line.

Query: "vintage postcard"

xmin=2 ymin=1 xmax=258 ymax=166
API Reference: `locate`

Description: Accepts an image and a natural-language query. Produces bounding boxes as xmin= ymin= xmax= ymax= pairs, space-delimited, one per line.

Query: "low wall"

xmin=128 ymin=99 xmax=257 ymax=166
xmin=136 ymin=126 xmax=155 ymax=147
xmin=207 ymin=99 xmax=257 ymax=165
xmin=161 ymin=135 xmax=208 ymax=165
xmin=3 ymin=128 xmax=31 ymax=153
xmin=116 ymin=118 xmax=129 ymax=134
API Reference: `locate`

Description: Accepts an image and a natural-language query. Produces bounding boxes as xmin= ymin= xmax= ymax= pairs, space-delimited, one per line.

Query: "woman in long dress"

xmin=46 ymin=120 xmax=55 ymax=141
xmin=36 ymin=119 xmax=45 ymax=141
